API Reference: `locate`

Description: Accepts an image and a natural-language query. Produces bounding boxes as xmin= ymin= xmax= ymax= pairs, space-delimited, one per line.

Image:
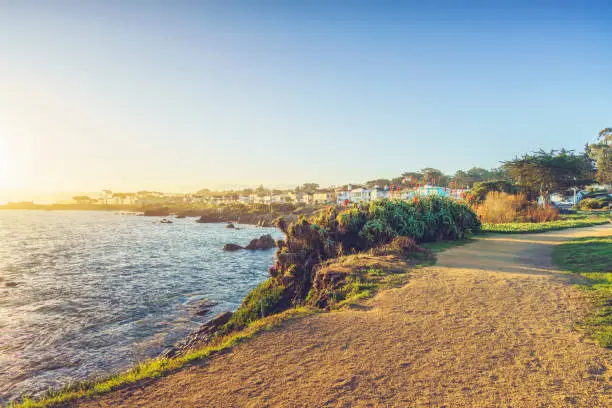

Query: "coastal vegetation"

xmin=553 ymin=236 xmax=612 ymax=347
xmin=224 ymin=196 xmax=480 ymax=331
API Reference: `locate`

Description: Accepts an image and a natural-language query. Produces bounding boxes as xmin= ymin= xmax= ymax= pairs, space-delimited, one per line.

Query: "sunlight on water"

xmin=0 ymin=211 xmax=282 ymax=403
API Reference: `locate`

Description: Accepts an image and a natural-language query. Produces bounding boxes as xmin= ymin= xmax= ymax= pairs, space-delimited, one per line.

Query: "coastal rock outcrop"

xmin=223 ymin=243 xmax=243 ymax=251
xmin=226 ymin=223 xmax=236 ymax=229
xmin=196 ymin=215 xmax=220 ymax=223
xmin=143 ymin=208 xmax=170 ymax=216
xmin=161 ymin=311 xmax=233 ymax=358
xmin=224 ymin=235 xmax=276 ymax=251
xmin=186 ymin=299 xmax=217 ymax=316
xmin=245 ymin=234 xmax=276 ymax=250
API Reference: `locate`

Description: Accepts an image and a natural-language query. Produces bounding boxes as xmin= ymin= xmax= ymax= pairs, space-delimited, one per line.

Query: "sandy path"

xmin=76 ymin=225 xmax=612 ymax=408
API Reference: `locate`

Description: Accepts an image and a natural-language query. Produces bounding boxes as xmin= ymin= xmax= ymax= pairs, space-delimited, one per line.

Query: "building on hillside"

xmin=403 ymin=185 xmax=467 ymax=201
xmin=313 ymin=191 xmax=336 ymax=204
xmin=302 ymin=194 xmax=314 ymax=205
xmin=110 ymin=193 xmax=137 ymax=205
xmin=350 ymin=188 xmax=371 ymax=203
xmin=336 ymin=188 xmax=351 ymax=205
xmin=238 ymin=196 xmax=252 ymax=204
xmin=288 ymin=191 xmax=305 ymax=203
xmin=370 ymin=186 xmax=390 ymax=200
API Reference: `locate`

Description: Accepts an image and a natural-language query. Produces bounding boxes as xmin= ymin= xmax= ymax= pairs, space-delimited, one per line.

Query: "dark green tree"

xmin=503 ymin=149 xmax=594 ymax=204
xmin=365 ymin=178 xmax=391 ymax=188
xmin=296 ymin=183 xmax=320 ymax=194
xmin=587 ymin=128 xmax=612 ymax=185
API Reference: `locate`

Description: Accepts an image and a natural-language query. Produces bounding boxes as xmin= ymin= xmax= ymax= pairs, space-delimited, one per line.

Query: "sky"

xmin=0 ymin=0 xmax=611 ymax=202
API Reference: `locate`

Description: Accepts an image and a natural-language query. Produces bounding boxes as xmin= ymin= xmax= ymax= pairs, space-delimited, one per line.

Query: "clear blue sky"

xmin=0 ymin=0 xmax=610 ymax=200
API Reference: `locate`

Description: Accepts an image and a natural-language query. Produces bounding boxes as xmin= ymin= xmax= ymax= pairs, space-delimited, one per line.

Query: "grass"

xmin=8 ymin=307 xmax=315 ymax=408
xmin=481 ymin=217 xmax=609 ymax=233
xmin=552 ymin=236 xmax=612 ymax=348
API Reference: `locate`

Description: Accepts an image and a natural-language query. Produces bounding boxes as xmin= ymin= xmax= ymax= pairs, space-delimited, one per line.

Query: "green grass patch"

xmin=552 ymin=236 xmax=612 ymax=348
xmin=481 ymin=217 xmax=609 ymax=233
xmin=223 ymin=278 xmax=286 ymax=332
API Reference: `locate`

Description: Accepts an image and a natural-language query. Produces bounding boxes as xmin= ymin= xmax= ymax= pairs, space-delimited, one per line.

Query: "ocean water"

xmin=0 ymin=210 xmax=282 ymax=404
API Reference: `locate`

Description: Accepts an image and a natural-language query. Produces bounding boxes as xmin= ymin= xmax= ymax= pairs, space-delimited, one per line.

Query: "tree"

xmin=72 ymin=196 xmax=92 ymax=205
xmin=420 ymin=168 xmax=444 ymax=186
xmin=470 ymin=181 xmax=516 ymax=204
xmin=255 ymin=184 xmax=268 ymax=197
xmin=297 ymin=183 xmax=319 ymax=194
xmin=365 ymin=178 xmax=391 ymax=188
xmin=453 ymin=170 xmax=472 ymax=188
xmin=587 ymin=128 xmax=612 ymax=185
xmin=503 ymin=149 xmax=594 ymax=204
xmin=401 ymin=171 xmax=423 ymax=185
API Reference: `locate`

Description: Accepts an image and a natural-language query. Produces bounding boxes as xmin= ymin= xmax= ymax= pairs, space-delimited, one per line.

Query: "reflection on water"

xmin=0 ymin=210 xmax=281 ymax=404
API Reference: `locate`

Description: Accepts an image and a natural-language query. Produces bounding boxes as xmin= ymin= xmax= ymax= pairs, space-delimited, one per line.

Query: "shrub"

xmin=477 ymin=192 xmax=560 ymax=223
xmin=520 ymin=205 xmax=560 ymax=223
xmin=371 ymin=236 xmax=422 ymax=256
xmin=579 ymin=197 xmax=610 ymax=210
xmin=269 ymin=197 xmax=479 ymax=307
xmin=476 ymin=192 xmax=526 ymax=223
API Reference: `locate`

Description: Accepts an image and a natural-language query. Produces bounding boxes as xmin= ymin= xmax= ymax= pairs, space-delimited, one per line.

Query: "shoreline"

xmin=14 ymin=224 xmax=612 ymax=407
xmin=0 ymin=215 xmax=281 ymax=407
xmin=7 ymin=205 xmax=609 ymax=407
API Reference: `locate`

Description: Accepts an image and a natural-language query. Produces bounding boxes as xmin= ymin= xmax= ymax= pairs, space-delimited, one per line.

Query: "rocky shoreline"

xmin=160 ymin=311 xmax=233 ymax=359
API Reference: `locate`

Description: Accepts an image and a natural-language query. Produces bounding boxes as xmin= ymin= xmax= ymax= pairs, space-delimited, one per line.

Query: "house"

xmin=238 ymin=196 xmax=252 ymax=204
xmin=313 ymin=191 xmax=336 ymax=204
xmin=370 ymin=186 xmax=389 ymax=200
xmin=110 ymin=193 xmax=137 ymax=205
xmin=336 ymin=189 xmax=351 ymax=205
xmin=288 ymin=191 xmax=305 ymax=203
xmin=350 ymin=188 xmax=371 ymax=203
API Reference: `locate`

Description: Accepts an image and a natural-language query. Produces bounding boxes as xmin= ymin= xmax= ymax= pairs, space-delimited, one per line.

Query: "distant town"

xmin=2 ymin=184 xmax=468 ymax=208
xmin=3 ymin=162 xmax=609 ymax=210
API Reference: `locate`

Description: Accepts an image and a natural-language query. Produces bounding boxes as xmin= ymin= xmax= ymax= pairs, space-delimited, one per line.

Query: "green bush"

xmin=269 ymin=197 xmax=479 ymax=305
xmin=579 ymin=197 xmax=610 ymax=210
xmin=223 ymin=278 xmax=287 ymax=331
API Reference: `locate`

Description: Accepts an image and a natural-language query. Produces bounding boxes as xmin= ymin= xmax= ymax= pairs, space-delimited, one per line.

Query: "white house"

xmin=313 ymin=191 xmax=336 ymax=204
xmin=350 ymin=188 xmax=371 ymax=203
xmin=370 ymin=186 xmax=389 ymax=200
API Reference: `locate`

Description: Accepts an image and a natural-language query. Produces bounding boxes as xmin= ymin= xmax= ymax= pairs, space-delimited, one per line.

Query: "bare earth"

xmin=76 ymin=225 xmax=612 ymax=408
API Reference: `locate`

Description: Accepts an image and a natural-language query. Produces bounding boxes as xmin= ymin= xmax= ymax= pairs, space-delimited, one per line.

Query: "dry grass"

xmin=477 ymin=192 xmax=560 ymax=224
xmin=476 ymin=191 xmax=525 ymax=223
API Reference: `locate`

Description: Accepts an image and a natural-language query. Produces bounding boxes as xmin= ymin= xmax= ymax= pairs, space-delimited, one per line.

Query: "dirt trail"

xmin=76 ymin=225 xmax=612 ymax=408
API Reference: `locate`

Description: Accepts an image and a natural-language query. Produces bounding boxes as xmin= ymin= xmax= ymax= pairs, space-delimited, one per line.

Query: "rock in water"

xmin=143 ymin=208 xmax=169 ymax=216
xmin=160 ymin=311 xmax=233 ymax=358
xmin=223 ymin=243 xmax=243 ymax=251
xmin=245 ymin=234 xmax=276 ymax=250
xmin=186 ymin=299 xmax=217 ymax=316
xmin=226 ymin=223 xmax=236 ymax=229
